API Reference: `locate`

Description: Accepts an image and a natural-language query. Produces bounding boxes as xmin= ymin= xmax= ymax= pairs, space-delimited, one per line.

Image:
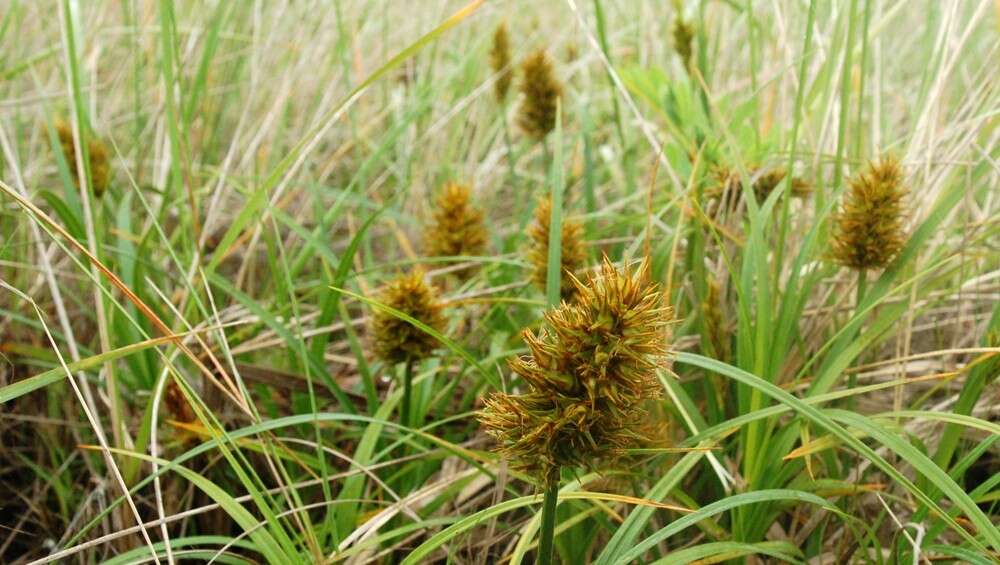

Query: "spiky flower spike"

xmin=478 ymin=258 xmax=672 ymax=486
xmin=831 ymin=155 xmax=908 ymax=271
xmin=424 ymin=182 xmax=488 ymax=266
xmin=55 ymin=120 xmax=111 ymax=197
xmin=527 ymin=197 xmax=587 ymax=300
xmin=370 ymin=271 xmax=446 ymax=365
xmin=672 ymin=17 xmax=695 ymax=71
xmin=489 ymin=22 xmax=513 ymax=103
xmin=518 ymin=50 xmax=562 ymax=140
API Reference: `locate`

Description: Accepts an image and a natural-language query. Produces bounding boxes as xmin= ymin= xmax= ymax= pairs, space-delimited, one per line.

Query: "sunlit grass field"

xmin=1 ymin=1 xmax=998 ymax=563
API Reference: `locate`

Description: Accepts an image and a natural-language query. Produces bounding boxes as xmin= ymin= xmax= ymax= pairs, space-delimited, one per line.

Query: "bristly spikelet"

xmin=701 ymin=278 xmax=729 ymax=361
xmin=478 ymin=258 xmax=673 ymax=485
xmin=489 ymin=22 xmax=513 ymax=103
xmin=517 ymin=50 xmax=562 ymax=140
xmin=55 ymin=120 xmax=111 ymax=197
xmin=370 ymin=271 xmax=446 ymax=365
xmin=424 ymin=182 xmax=488 ymax=264
xmin=831 ymin=155 xmax=908 ymax=271
xmin=672 ymin=17 xmax=694 ymax=71
xmin=527 ymin=197 xmax=587 ymax=300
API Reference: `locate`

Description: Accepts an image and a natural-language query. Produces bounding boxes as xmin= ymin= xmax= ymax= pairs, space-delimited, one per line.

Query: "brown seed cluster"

xmin=478 ymin=258 xmax=673 ymax=486
xmin=672 ymin=18 xmax=695 ymax=71
xmin=518 ymin=50 xmax=562 ymax=140
xmin=164 ymin=379 xmax=196 ymax=423
xmin=527 ymin=197 xmax=587 ymax=301
xmin=370 ymin=271 xmax=446 ymax=365
xmin=424 ymin=182 xmax=488 ymax=263
xmin=831 ymin=156 xmax=908 ymax=271
xmin=489 ymin=22 xmax=513 ymax=103
xmin=55 ymin=120 xmax=111 ymax=197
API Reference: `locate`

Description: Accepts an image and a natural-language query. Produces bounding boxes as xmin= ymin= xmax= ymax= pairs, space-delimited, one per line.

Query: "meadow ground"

xmin=0 ymin=1 xmax=998 ymax=563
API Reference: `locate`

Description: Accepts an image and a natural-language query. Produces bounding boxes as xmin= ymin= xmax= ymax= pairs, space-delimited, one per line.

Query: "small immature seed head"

xmin=751 ymin=168 xmax=812 ymax=201
xmin=672 ymin=17 xmax=694 ymax=71
xmin=55 ymin=120 xmax=111 ymax=197
xmin=370 ymin=271 xmax=446 ymax=365
xmin=164 ymin=379 xmax=196 ymax=423
xmin=517 ymin=50 xmax=562 ymax=140
xmin=489 ymin=22 xmax=513 ymax=103
xmin=526 ymin=197 xmax=587 ymax=301
xmin=424 ymin=182 xmax=488 ymax=269
xmin=831 ymin=155 xmax=908 ymax=271
xmin=706 ymin=165 xmax=811 ymax=215
xmin=478 ymin=258 xmax=673 ymax=485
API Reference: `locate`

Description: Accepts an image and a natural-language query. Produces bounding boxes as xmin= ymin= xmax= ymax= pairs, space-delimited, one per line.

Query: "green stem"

xmin=855 ymin=269 xmax=867 ymax=308
xmin=401 ymin=358 xmax=414 ymax=428
xmin=848 ymin=270 xmax=867 ymax=409
xmin=538 ymin=469 xmax=559 ymax=565
xmin=500 ymin=106 xmax=517 ymax=190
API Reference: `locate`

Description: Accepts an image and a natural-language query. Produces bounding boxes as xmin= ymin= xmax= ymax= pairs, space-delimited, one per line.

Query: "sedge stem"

xmin=848 ymin=271 xmax=867 ymax=409
xmin=401 ymin=358 xmax=414 ymax=428
xmin=538 ymin=469 xmax=559 ymax=565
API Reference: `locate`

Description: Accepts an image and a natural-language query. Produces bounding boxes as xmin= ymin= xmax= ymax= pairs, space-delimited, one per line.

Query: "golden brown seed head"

xmin=55 ymin=120 xmax=111 ymax=197
xmin=831 ymin=155 xmax=908 ymax=271
xmin=478 ymin=258 xmax=673 ymax=485
xmin=672 ymin=18 xmax=694 ymax=71
xmin=701 ymin=277 xmax=729 ymax=361
xmin=424 ymin=182 xmax=488 ymax=265
xmin=489 ymin=22 xmax=513 ymax=103
xmin=526 ymin=197 xmax=587 ymax=301
xmin=517 ymin=50 xmax=562 ymax=140
xmin=370 ymin=271 xmax=446 ymax=365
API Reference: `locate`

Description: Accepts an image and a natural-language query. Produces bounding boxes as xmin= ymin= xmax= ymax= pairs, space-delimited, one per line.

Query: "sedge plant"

xmin=478 ymin=258 xmax=674 ymax=564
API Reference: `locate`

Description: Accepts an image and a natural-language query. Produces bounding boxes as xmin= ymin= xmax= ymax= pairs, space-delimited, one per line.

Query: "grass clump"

xmin=1 ymin=3 xmax=998 ymax=564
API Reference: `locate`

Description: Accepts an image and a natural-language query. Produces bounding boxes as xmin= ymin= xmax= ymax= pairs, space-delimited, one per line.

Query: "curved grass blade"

xmin=676 ymin=352 xmax=1000 ymax=553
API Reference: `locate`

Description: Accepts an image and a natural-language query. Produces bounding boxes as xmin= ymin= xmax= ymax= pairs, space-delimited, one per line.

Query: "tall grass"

xmin=1 ymin=1 xmax=998 ymax=563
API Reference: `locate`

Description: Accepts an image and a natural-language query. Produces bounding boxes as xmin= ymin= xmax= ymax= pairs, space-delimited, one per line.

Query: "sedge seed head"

xmin=489 ymin=22 xmax=513 ymax=103
xmin=478 ymin=258 xmax=673 ymax=484
xmin=672 ymin=17 xmax=695 ymax=71
xmin=706 ymin=165 xmax=811 ymax=215
xmin=424 ymin=182 xmax=488 ymax=269
xmin=517 ymin=50 xmax=562 ymax=140
xmin=831 ymin=155 xmax=908 ymax=271
xmin=55 ymin=120 xmax=111 ymax=197
xmin=526 ymin=197 xmax=587 ymax=301
xmin=370 ymin=271 xmax=446 ymax=365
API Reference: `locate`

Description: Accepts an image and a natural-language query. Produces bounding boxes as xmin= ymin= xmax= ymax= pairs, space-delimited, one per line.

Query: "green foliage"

xmin=0 ymin=1 xmax=997 ymax=563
